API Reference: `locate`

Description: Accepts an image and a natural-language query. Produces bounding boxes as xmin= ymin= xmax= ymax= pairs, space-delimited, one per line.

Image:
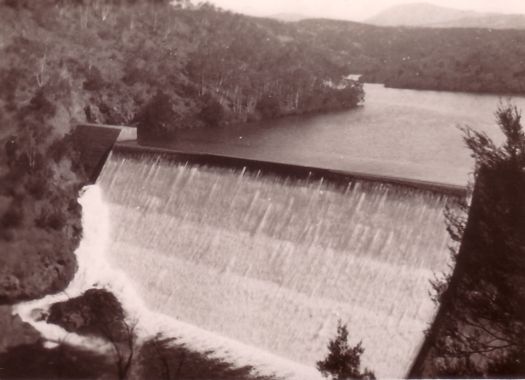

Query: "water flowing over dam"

xmin=96 ymin=148 xmax=457 ymax=378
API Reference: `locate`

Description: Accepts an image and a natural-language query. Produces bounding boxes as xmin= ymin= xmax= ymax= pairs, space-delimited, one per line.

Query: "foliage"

xmin=0 ymin=86 xmax=84 ymax=303
xmin=316 ymin=321 xmax=375 ymax=380
xmin=427 ymin=104 xmax=525 ymax=377
xmin=0 ymin=0 xmax=364 ymax=142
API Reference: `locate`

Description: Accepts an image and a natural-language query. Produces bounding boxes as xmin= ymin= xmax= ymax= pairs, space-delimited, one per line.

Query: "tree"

xmin=316 ymin=321 xmax=375 ymax=380
xmin=427 ymin=104 xmax=525 ymax=377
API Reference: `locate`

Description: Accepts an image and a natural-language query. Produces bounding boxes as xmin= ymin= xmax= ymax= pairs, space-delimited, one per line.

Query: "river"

xmin=155 ymin=83 xmax=525 ymax=186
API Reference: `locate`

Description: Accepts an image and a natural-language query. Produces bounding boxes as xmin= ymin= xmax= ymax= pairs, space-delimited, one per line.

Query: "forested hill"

xmin=3 ymin=0 xmax=525 ymax=146
xmin=294 ymin=19 xmax=525 ymax=94
xmin=0 ymin=1 xmax=364 ymax=142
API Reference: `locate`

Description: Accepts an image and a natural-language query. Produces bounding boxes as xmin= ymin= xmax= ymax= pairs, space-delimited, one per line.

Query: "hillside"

xmin=295 ymin=18 xmax=525 ymax=93
xmin=0 ymin=1 xmax=364 ymax=139
xmin=367 ymin=2 xmax=525 ymax=30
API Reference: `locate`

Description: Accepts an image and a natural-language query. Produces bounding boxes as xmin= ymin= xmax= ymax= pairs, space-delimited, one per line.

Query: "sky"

xmin=207 ymin=0 xmax=525 ymax=21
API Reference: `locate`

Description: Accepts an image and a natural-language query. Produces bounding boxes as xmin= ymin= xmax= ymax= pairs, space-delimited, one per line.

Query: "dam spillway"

xmin=96 ymin=147 xmax=458 ymax=378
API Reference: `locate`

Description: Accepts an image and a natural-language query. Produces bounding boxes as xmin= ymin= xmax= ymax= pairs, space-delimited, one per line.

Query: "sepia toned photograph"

xmin=1 ymin=0 xmax=524 ymax=379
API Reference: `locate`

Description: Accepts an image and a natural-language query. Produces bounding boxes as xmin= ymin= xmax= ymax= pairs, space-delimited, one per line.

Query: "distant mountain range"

xmin=367 ymin=2 xmax=525 ymax=29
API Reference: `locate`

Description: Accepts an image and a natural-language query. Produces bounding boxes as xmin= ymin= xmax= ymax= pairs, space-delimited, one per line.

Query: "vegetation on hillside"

xmin=0 ymin=85 xmax=85 ymax=302
xmin=412 ymin=104 xmax=525 ymax=377
xmin=295 ymin=19 xmax=525 ymax=94
xmin=0 ymin=0 xmax=365 ymax=141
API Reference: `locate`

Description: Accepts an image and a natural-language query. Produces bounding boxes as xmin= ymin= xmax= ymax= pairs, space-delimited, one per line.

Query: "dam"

xmin=84 ymin=126 xmax=463 ymax=378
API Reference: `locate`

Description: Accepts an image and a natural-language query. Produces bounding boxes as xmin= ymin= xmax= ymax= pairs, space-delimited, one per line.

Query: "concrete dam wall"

xmin=80 ymin=127 xmax=462 ymax=377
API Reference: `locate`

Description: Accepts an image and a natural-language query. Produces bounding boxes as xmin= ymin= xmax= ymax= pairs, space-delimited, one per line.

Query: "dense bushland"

xmin=0 ymin=91 xmax=85 ymax=302
xmin=295 ymin=19 xmax=525 ymax=94
xmin=0 ymin=0 xmax=365 ymax=141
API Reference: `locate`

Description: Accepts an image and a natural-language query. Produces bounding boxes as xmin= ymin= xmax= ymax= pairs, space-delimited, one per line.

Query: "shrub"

xmin=317 ymin=321 xmax=375 ymax=380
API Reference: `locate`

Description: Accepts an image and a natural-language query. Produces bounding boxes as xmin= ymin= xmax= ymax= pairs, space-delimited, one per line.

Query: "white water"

xmin=94 ymin=151 xmax=456 ymax=378
xmin=13 ymin=186 xmax=113 ymax=351
xmin=13 ymin=185 xmax=323 ymax=380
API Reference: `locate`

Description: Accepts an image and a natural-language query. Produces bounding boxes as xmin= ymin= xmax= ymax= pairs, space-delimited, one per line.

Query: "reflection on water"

xmin=155 ymin=84 xmax=522 ymax=186
xmin=98 ymin=151 xmax=457 ymax=378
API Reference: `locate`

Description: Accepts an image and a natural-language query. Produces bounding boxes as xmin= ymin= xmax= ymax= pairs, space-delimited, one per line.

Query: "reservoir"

xmin=156 ymin=83 xmax=525 ymax=186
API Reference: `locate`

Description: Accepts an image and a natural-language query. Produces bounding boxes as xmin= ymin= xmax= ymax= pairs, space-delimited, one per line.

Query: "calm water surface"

xmin=158 ymin=84 xmax=525 ymax=186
